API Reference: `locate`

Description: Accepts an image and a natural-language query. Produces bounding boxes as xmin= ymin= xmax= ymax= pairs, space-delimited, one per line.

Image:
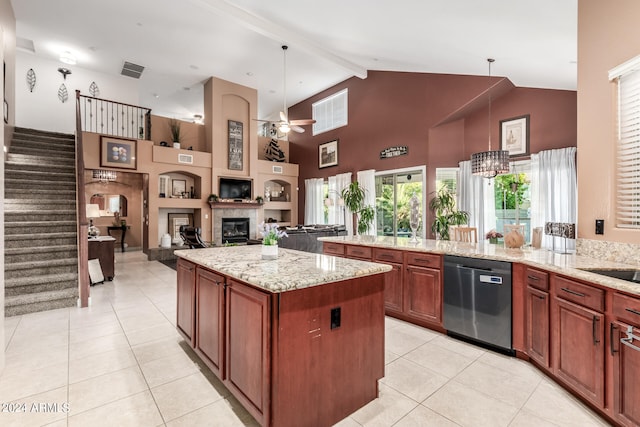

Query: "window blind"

xmin=615 ymin=68 xmax=640 ymax=228
xmin=312 ymin=89 xmax=348 ymax=135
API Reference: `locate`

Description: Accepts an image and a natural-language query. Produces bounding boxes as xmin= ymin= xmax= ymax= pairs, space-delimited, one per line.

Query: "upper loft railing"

xmin=78 ymin=93 xmax=152 ymax=140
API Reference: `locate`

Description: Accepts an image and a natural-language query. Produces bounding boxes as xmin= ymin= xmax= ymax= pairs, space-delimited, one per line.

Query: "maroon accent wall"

xmin=289 ymin=71 xmax=576 ymax=228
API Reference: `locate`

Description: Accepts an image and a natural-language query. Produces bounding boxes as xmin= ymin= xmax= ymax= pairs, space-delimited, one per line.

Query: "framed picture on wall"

xmin=172 ymin=179 xmax=186 ymax=197
xmin=168 ymin=213 xmax=194 ymax=241
xmin=319 ymin=139 xmax=338 ymax=168
xmin=500 ymin=114 xmax=530 ymax=157
xmin=100 ymin=136 xmax=137 ymax=170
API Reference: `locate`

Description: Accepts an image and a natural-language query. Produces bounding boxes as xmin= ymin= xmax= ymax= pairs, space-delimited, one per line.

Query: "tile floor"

xmin=1 ymin=251 xmax=612 ymax=427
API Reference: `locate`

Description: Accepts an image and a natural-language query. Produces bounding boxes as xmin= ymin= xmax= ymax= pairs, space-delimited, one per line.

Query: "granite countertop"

xmin=174 ymin=245 xmax=392 ymax=293
xmin=318 ymin=236 xmax=640 ymax=296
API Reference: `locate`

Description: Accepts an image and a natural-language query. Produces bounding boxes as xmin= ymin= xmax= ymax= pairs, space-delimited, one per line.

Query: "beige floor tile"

xmin=381 ymin=358 xmax=449 ymax=403
xmin=385 ymin=348 xmax=401 ymax=365
xmin=429 ymin=335 xmax=486 ymax=359
xmin=126 ymin=321 xmax=181 ymax=347
xmin=166 ymin=397 xmax=259 ymax=427
xmin=151 ymin=372 xmax=225 ymax=421
xmin=423 ymin=381 xmax=519 ymax=427
xmin=3 ymin=316 xmax=21 ymax=349
xmin=68 ymin=390 xmax=163 ymax=427
xmin=509 ymin=409 xmax=563 ymax=427
xmin=69 ymin=347 xmax=137 ymax=384
xmin=333 ymin=416 xmax=363 ymax=427
xmin=350 ymin=383 xmax=420 ymax=427
xmin=69 ymin=320 xmax=124 ymax=344
xmin=68 ymin=366 xmax=149 ymax=414
xmin=522 ymin=379 xmax=611 ymax=427
xmin=394 ymin=405 xmax=461 ymax=426
xmin=69 ymin=332 xmax=130 ymax=361
xmin=131 ymin=335 xmax=189 ymax=365
xmin=404 ymin=342 xmax=475 ymax=379
xmin=385 ymin=327 xmax=435 ymax=356
xmin=0 ymin=386 xmax=69 ymax=427
xmin=453 ymin=360 xmax=542 ymax=408
xmin=476 ymin=350 xmax=544 ymax=381
xmin=4 ymin=343 xmax=69 ymax=375
xmin=0 ymin=361 xmax=68 ymax=403
xmin=139 ymin=352 xmax=200 ymax=388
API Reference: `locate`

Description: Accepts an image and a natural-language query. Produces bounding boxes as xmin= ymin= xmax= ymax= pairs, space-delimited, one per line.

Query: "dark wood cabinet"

xmin=374 ymin=248 xmax=404 ymax=314
xmin=225 ymin=279 xmax=270 ymax=425
xmin=195 ymin=267 xmax=225 ymax=378
xmin=552 ymin=283 xmax=605 ymax=407
xmin=404 ymin=265 xmax=442 ymax=326
xmin=176 ymin=258 xmax=196 ymax=345
xmin=525 ymin=267 xmax=550 ymax=369
xmin=610 ymin=293 xmax=640 ymax=427
xmin=88 ymin=237 xmax=115 ymax=280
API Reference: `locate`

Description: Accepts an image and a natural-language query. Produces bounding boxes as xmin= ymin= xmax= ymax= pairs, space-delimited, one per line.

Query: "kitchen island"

xmin=174 ymin=245 xmax=391 ymax=427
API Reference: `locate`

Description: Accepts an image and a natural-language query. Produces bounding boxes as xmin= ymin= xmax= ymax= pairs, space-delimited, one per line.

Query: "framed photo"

xmin=172 ymin=179 xmax=186 ymax=197
xmin=500 ymin=114 xmax=530 ymax=157
xmin=228 ymin=120 xmax=243 ymax=170
xmin=100 ymin=136 xmax=137 ymax=170
xmin=319 ymin=139 xmax=338 ymax=168
xmin=168 ymin=213 xmax=193 ymax=241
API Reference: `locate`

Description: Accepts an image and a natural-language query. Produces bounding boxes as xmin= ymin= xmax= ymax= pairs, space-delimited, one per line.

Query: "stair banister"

xmin=75 ymin=90 xmax=89 ymax=308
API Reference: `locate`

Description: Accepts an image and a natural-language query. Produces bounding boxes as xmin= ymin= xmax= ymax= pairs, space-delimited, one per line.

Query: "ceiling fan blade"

xmin=289 ymin=119 xmax=316 ymax=126
xmin=279 ymin=111 xmax=288 ymax=123
xmin=291 ymin=125 xmax=305 ymax=133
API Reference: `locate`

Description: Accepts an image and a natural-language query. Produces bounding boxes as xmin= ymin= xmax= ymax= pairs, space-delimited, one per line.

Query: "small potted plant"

xmin=485 ymin=229 xmax=503 ymax=244
xmin=258 ymin=222 xmax=288 ymax=260
xmin=208 ymin=194 xmax=219 ymax=205
xmin=255 ymin=196 xmax=264 ymax=204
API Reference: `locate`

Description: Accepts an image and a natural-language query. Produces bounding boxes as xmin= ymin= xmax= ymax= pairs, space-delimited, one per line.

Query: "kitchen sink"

xmin=579 ymin=268 xmax=640 ymax=284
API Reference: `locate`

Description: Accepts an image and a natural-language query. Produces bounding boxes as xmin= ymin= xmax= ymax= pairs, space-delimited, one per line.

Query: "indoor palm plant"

xmin=341 ymin=181 xmax=375 ymax=235
xmin=168 ymin=119 xmax=181 ymax=147
xmin=429 ymin=185 xmax=469 ymax=240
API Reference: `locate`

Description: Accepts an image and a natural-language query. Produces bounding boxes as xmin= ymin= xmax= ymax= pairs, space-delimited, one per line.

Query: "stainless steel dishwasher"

xmin=443 ymin=255 xmax=513 ymax=353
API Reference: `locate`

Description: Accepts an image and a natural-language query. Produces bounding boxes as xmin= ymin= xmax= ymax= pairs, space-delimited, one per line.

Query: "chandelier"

xmin=93 ymin=169 xmax=117 ymax=183
xmin=471 ymin=58 xmax=510 ymax=178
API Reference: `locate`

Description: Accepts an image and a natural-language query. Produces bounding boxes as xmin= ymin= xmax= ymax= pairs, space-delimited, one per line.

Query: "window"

xmin=312 ymin=89 xmax=348 ymax=135
xmin=610 ymin=56 xmax=640 ymax=228
xmin=375 ymin=167 xmax=425 ymax=238
xmin=435 ymin=168 xmax=458 ymax=196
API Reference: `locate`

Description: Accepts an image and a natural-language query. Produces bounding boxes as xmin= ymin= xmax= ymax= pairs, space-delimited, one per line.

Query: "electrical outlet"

xmin=595 ymin=219 xmax=604 ymax=235
xmin=330 ymin=307 xmax=341 ymax=330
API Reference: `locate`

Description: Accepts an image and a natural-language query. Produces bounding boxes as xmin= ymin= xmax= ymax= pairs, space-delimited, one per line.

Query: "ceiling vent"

xmin=121 ymin=61 xmax=145 ymax=79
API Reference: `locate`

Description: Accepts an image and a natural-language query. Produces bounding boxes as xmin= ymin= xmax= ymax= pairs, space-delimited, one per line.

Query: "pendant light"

xmin=471 ymin=58 xmax=510 ymax=178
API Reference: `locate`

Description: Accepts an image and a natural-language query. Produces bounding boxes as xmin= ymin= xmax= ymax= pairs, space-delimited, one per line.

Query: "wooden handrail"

xmin=76 ymin=90 xmax=89 ymax=308
xmin=78 ymin=93 xmax=151 ymax=111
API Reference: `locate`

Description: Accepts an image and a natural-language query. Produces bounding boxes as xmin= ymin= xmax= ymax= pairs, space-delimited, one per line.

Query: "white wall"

xmin=15 ymin=51 xmax=140 ymax=133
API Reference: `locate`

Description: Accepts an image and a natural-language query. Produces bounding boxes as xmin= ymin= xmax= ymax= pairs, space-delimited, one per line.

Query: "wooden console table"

xmin=107 ymin=225 xmax=130 ymax=252
xmin=88 ymin=236 xmax=115 ymax=280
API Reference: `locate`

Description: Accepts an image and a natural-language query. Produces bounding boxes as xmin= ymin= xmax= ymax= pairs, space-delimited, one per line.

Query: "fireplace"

xmin=222 ymin=217 xmax=249 ymax=244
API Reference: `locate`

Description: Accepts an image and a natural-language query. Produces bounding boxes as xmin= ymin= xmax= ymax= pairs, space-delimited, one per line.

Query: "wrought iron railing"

xmin=78 ymin=93 xmax=152 ymax=140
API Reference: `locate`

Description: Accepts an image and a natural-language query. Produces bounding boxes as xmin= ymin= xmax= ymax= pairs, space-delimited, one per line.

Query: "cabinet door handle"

xmin=527 ymin=275 xmax=540 ymax=281
xmin=625 ymin=308 xmax=640 ymax=317
xmin=379 ymin=253 xmax=394 ymax=259
xmin=560 ymin=287 xmax=585 ymax=298
xmin=610 ymin=323 xmax=619 ymax=355
xmin=593 ymin=316 xmax=600 ymax=345
xmin=415 ymin=258 xmax=431 ymax=264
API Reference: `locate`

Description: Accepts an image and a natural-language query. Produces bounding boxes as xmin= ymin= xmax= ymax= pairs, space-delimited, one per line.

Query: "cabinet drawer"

xmin=554 ymin=275 xmax=604 ymax=312
xmin=526 ymin=267 xmax=549 ymax=291
xmin=374 ymin=248 xmax=403 ymax=264
xmin=405 ymin=252 xmax=441 ymax=269
xmin=612 ymin=292 xmax=640 ymax=327
xmin=346 ymin=245 xmax=372 ymax=259
xmin=323 ymin=242 xmax=345 ymax=256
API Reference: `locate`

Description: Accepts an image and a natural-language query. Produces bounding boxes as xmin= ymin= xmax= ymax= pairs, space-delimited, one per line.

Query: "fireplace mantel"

xmin=210 ymin=201 xmax=263 ymax=209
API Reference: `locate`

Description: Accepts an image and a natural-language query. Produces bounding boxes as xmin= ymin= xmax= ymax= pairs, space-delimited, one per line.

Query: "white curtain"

xmin=457 ymin=160 xmax=495 ymax=240
xmin=328 ymin=172 xmax=354 ymax=236
xmin=304 ymin=178 xmax=325 ymax=225
xmin=530 ymin=147 xmax=577 ymax=251
xmin=357 ymin=169 xmax=377 ymax=235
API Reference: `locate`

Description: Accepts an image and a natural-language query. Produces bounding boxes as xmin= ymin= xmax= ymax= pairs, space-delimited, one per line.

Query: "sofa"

xmin=277 ymin=224 xmax=347 ymax=254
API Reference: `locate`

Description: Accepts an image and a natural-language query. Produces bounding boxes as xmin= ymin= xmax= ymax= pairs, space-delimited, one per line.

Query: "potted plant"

xmin=168 ymin=118 xmax=181 ymax=148
xmin=255 ymin=196 xmax=264 ymax=204
xmin=208 ymin=194 xmax=219 ymax=204
xmin=429 ymin=185 xmax=469 ymax=240
xmin=341 ymin=181 xmax=376 ymax=235
xmin=258 ymin=222 xmax=288 ymax=259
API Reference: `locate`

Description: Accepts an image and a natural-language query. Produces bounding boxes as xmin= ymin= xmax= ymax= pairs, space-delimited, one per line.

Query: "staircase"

xmin=4 ymin=127 xmax=79 ymax=316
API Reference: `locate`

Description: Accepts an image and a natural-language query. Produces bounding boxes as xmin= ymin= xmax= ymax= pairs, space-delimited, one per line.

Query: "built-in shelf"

xmin=158 ymin=198 xmax=203 ymax=209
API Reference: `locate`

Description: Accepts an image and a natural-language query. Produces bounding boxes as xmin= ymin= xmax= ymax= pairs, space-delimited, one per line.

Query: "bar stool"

xmin=453 ymin=226 xmax=478 ymax=243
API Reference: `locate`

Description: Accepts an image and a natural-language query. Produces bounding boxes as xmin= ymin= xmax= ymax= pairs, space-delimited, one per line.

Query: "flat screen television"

xmin=219 ymin=177 xmax=252 ymax=200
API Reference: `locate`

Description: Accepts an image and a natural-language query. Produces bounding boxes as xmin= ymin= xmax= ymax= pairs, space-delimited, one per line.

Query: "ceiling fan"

xmin=257 ymin=45 xmax=315 ymax=134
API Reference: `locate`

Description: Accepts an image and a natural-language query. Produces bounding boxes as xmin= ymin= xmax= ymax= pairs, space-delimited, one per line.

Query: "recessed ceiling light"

xmin=88 ymin=46 xmax=97 ymax=52
xmin=183 ymin=87 xmax=190 ymax=91
xmin=269 ymin=90 xmax=276 ymax=94
xmin=189 ymin=65 xmax=199 ymax=70
xmin=246 ymin=72 xmax=254 ymax=76
xmin=153 ymin=93 xmax=159 ymax=98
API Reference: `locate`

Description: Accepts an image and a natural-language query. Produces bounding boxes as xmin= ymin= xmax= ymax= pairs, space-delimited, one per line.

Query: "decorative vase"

xmin=409 ymin=192 xmax=420 ymax=243
xmin=261 ymin=244 xmax=278 ymax=260
xmin=173 ymin=142 xmax=180 ymax=149
xmin=489 ymin=237 xmax=498 ymax=244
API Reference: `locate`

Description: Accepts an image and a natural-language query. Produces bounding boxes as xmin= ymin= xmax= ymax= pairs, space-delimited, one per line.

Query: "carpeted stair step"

xmin=4 ymin=220 xmax=77 ymax=235
xmin=4 ymin=200 xmax=76 ymax=211
xmin=4 ymin=245 xmax=78 ymax=263
xmin=4 ymin=178 xmax=76 ymax=191
xmin=4 ymin=232 xmax=78 ymax=249
xmin=5 ymin=258 xmax=78 ymax=279
xmin=4 ymin=189 xmax=76 ymax=200
xmin=5 ymin=289 xmax=78 ymax=317
xmin=10 ymin=137 xmax=76 ymax=153
xmin=5 ymin=160 xmax=76 ymax=174
xmin=8 ymin=145 xmax=76 ymax=160
xmin=5 ymin=273 xmax=78 ymax=296
xmin=13 ymin=127 xmax=75 ymax=141
xmin=5 ymin=169 xmax=76 ymax=183
xmin=5 ymin=210 xmax=76 ymax=222
xmin=6 ymin=153 xmax=76 ymax=167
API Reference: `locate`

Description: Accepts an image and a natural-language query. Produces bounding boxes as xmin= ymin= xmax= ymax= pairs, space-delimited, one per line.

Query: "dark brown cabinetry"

xmin=88 ymin=238 xmax=115 ymax=280
xmin=525 ymin=267 xmax=550 ymax=369
xmin=195 ymin=268 xmax=225 ymax=378
xmin=374 ymin=248 xmax=404 ymax=314
xmin=404 ymin=252 xmax=442 ymax=326
xmin=552 ymin=276 xmax=605 ymax=407
xmin=610 ymin=292 xmax=640 ymax=427
xmin=176 ymin=258 xmax=196 ymax=345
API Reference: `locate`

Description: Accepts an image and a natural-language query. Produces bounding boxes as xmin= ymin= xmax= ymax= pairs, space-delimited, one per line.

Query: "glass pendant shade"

xmin=471 ymin=150 xmax=510 ymax=178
